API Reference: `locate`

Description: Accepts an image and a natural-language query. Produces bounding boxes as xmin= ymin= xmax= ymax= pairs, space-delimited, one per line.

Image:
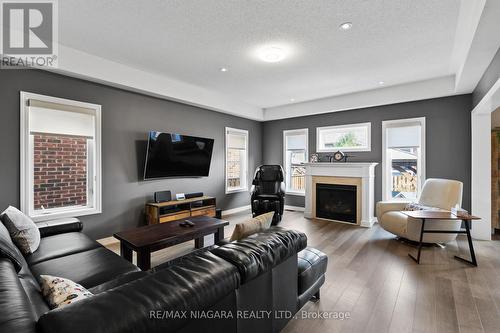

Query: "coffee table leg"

xmin=409 ymin=218 xmax=426 ymax=264
xmin=195 ymin=237 xmax=205 ymax=249
xmin=454 ymin=219 xmax=478 ymax=266
xmin=120 ymin=242 xmax=133 ymax=263
xmin=214 ymin=227 xmax=224 ymax=244
xmin=136 ymin=250 xmax=151 ymax=271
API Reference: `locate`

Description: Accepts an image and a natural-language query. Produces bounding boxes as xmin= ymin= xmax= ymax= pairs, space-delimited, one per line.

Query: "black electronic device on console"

xmin=185 ymin=192 xmax=204 ymax=199
xmin=154 ymin=190 xmax=172 ymax=203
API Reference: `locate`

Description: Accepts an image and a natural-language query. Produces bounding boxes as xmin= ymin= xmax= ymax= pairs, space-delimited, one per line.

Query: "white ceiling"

xmin=53 ymin=0 xmax=500 ymax=120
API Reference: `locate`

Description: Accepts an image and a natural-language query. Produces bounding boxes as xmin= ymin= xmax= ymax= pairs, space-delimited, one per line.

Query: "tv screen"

xmin=144 ymin=131 xmax=214 ymax=179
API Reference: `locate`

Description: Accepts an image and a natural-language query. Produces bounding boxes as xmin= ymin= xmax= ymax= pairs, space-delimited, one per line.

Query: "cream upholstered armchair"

xmin=376 ymin=178 xmax=463 ymax=243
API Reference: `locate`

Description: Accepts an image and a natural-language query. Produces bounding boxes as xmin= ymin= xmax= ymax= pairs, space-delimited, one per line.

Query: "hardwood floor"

xmin=101 ymin=210 xmax=500 ymax=333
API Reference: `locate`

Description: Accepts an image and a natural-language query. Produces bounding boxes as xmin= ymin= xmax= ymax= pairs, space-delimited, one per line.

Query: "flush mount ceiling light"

xmin=258 ymin=46 xmax=287 ymax=63
xmin=339 ymin=22 xmax=353 ymax=31
xmin=220 ymin=67 xmax=228 ymax=72
xmin=378 ymin=81 xmax=385 ymax=85
xmin=290 ymin=98 xmax=295 ymax=102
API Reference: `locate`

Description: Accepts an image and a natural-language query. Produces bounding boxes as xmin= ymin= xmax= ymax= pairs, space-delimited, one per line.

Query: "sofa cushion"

xmin=1 ymin=206 xmax=40 ymax=255
xmin=89 ymin=271 xmax=150 ymax=294
xmin=297 ymin=247 xmax=328 ymax=294
xmin=25 ymin=232 xmax=101 ymax=266
xmin=212 ymin=228 xmax=307 ymax=283
xmin=40 ymin=275 xmax=93 ymax=309
xmin=30 ymin=247 xmax=139 ymax=288
xmin=0 ymin=221 xmax=25 ymax=272
xmin=0 ymin=258 xmax=37 ymax=333
xmin=230 ymin=211 xmax=274 ymax=241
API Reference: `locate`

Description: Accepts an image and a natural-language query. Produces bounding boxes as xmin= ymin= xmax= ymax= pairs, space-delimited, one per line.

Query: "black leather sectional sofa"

xmin=1 ymin=218 xmax=327 ymax=333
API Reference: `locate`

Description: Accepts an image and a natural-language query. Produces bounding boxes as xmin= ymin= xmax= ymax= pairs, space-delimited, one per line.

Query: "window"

xmin=225 ymin=127 xmax=248 ymax=193
xmin=382 ymin=117 xmax=425 ymax=201
xmin=283 ymin=129 xmax=308 ymax=195
xmin=316 ymin=122 xmax=371 ymax=152
xmin=20 ymin=92 xmax=102 ymax=221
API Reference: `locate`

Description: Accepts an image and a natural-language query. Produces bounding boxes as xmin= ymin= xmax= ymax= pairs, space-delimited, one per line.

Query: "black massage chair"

xmin=250 ymin=165 xmax=286 ymax=224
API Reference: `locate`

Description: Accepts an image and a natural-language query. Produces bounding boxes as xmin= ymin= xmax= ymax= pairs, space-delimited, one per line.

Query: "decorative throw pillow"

xmin=404 ymin=202 xmax=441 ymax=212
xmin=0 ymin=222 xmax=25 ymax=272
xmin=40 ymin=275 xmax=93 ymax=309
xmin=2 ymin=206 xmax=40 ymax=255
xmin=1 ymin=206 xmax=40 ymax=255
xmin=230 ymin=211 xmax=274 ymax=241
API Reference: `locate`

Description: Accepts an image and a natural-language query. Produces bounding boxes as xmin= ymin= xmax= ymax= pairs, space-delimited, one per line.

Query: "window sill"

xmin=286 ymin=191 xmax=305 ymax=196
xmin=30 ymin=207 xmax=101 ymax=222
xmin=225 ymin=187 xmax=248 ymax=194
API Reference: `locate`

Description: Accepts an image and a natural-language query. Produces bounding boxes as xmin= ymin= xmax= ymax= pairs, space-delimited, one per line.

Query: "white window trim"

xmin=381 ymin=117 xmax=426 ymax=201
xmin=20 ymin=91 xmax=102 ymax=222
xmin=283 ymin=128 xmax=308 ymax=196
xmin=225 ymin=127 xmax=249 ymax=194
xmin=316 ymin=122 xmax=371 ymax=152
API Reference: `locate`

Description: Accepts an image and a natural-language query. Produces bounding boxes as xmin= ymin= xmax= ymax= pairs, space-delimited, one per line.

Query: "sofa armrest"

xmin=211 ymin=229 xmax=307 ymax=283
xmin=376 ymin=201 xmax=412 ymax=220
xmin=37 ymin=218 xmax=83 ymax=238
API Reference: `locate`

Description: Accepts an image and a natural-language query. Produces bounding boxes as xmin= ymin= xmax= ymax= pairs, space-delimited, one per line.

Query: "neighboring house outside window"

xmin=283 ymin=129 xmax=308 ymax=195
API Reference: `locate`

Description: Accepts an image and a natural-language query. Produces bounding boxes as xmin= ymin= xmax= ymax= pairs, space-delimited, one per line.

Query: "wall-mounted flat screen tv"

xmin=144 ymin=131 xmax=214 ymax=179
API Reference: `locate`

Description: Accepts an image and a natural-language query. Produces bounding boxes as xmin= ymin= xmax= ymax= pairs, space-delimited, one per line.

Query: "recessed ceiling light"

xmin=290 ymin=98 xmax=295 ymax=102
xmin=258 ymin=46 xmax=287 ymax=63
xmin=339 ymin=22 xmax=353 ymax=31
xmin=378 ymin=81 xmax=385 ymax=85
xmin=220 ymin=67 xmax=228 ymax=72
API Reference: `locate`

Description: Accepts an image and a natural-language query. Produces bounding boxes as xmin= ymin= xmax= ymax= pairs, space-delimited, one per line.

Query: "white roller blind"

xmin=29 ymin=106 xmax=95 ymax=137
xmin=387 ymin=125 xmax=421 ymax=148
xmin=227 ymin=131 xmax=246 ymax=149
xmin=286 ymin=134 xmax=306 ymax=150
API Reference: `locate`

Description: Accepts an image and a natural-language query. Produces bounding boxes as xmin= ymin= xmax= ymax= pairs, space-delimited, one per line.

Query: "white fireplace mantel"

xmin=304 ymin=162 xmax=378 ymax=227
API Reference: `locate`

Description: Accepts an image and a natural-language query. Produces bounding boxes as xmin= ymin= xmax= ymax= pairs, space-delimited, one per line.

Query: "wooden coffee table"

xmin=401 ymin=210 xmax=480 ymax=266
xmin=113 ymin=216 xmax=229 ymax=270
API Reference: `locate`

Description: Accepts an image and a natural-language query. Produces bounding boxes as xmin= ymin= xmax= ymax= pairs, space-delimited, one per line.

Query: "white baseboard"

xmin=222 ymin=205 xmax=251 ymax=216
xmin=284 ymin=205 xmax=305 ymax=212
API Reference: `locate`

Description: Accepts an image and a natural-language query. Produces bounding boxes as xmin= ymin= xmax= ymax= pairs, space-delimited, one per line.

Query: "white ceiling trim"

xmin=31 ymin=0 xmax=498 ymax=123
xmin=49 ymin=45 xmax=264 ymax=121
xmin=453 ymin=0 xmax=500 ymax=93
xmin=263 ymin=76 xmax=458 ymax=121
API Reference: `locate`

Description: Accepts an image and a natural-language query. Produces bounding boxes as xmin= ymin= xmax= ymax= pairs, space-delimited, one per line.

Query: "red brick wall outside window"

xmin=33 ymin=133 xmax=88 ymax=210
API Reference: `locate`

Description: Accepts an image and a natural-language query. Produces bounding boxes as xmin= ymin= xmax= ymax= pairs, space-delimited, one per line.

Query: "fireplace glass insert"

xmin=316 ymin=183 xmax=357 ymax=223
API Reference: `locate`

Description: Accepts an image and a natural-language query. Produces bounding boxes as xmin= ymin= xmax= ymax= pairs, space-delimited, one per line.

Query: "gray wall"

xmin=0 ymin=70 xmax=262 ymax=239
xmin=473 ymin=46 xmax=500 ymax=107
xmin=262 ymin=95 xmax=473 ymax=210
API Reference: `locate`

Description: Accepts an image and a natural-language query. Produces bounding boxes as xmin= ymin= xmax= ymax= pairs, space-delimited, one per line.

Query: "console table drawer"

xmin=191 ymin=206 xmax=216 ymax=217
xmin=159 ymin=211 xmax=191 ymax=223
